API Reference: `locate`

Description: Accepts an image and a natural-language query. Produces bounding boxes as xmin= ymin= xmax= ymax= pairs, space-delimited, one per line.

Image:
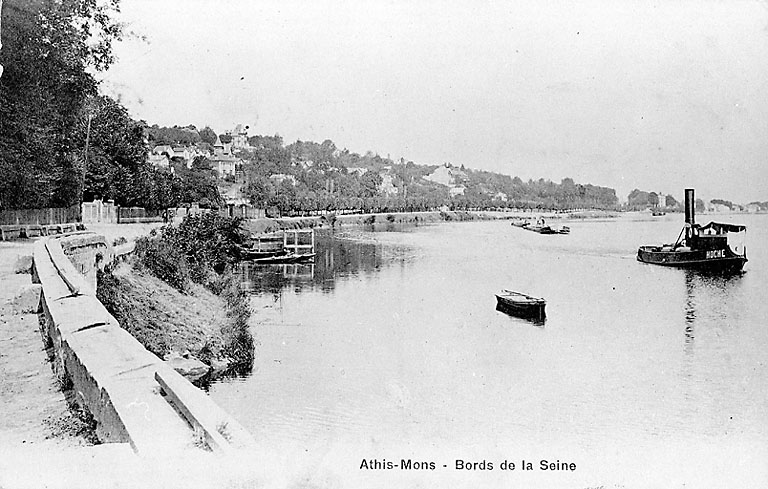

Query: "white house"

xmin=423 ymin=164 xmax=468 ymax=187
xmin=148 ymin=153 xmax=170 ymax=169
xmin=270 ymin=174 xmax=297 ymax=186
xmin=378 ymin=174 xmax=399 ymax=196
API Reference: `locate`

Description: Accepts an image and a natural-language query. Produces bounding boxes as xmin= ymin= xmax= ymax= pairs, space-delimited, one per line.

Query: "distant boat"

xmin=637 ymin=189 xmax=747 ymax=273
xmin=495 ymin=290 xmax=546 ymax=322
xmin=524 ymin=224 xmax=570 ymax=235
xmin=651 ymin=210 xmax=666 ymax=216
xmin=511 ymin=218 xmax=569 ymax=234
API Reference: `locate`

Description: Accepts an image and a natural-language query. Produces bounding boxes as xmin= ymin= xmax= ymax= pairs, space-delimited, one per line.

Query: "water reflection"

xmin=237 ymin=230 xmax=405 ymax=295
xmin=682 ymin=269 xmax=745 ymax=350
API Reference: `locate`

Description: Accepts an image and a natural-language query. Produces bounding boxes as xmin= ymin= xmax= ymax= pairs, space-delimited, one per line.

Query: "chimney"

xmin=684 ymin=188 xmax=695 ymax=226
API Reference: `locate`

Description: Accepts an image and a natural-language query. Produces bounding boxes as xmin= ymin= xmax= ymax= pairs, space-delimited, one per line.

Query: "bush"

xmin=208 ymin=272 xmax=254 ymax=372
xmin=114 ymin=212 xmax=255 ymax=374
xmin=133 ymin=212 xmax=246 ymax=290
xmin=134 ymin=236 xmax=190 ymax=292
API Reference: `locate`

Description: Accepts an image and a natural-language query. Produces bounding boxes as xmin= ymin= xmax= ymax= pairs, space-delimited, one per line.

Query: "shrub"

xmin=211 ymin=272 xmax=254 ymax=372
xmin=133 ymin=212 xmax=246 ymax=290
xmin=134 ymin=236 xmax=190 ymax=292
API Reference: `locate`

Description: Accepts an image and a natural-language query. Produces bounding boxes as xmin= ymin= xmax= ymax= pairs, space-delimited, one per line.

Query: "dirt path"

xmin=0 ymin=240 xmax=91 ymax=447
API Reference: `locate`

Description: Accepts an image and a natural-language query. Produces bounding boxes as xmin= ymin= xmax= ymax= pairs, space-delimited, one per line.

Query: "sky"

xmin=100 ymin=0 xmax=768 ymax=203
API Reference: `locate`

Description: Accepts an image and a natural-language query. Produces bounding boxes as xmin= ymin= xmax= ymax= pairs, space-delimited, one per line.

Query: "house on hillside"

xmin=423 ymin=164 xmax=468 ymax=187
xmin=378 ymin=174 xmax=399 ymax=196
xmin=347 ymin=167 xmax=367 ymax=177
xmin=207 ymin=135 xmax=241 ymax=178
xmin=209 ymin=155 xmax=239 ymax=178
xmin=227 ymin=124 xmax=250 ymax=150
xmin=152 ymin=145 xmax=174 ymax=157
xmin=708 ymin=202 xmax=731 ymax=213
xmin=493 ymin=192 xmax=508 ymax=202
xmin=152 ymin=145 xmax=207 ymax=168
xmin=270 ymin=174 xmax=297 ymax=186
xmin=148 ymin=153 xmax=170 ymax=169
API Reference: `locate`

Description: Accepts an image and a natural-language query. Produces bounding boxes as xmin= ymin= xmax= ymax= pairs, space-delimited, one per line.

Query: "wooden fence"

xmin=0 ymin=205 xmax=81 ymax=226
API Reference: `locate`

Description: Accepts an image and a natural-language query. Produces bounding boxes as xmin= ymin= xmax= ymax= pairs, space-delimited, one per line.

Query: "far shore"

xmin=241 ymin=208 xmax=621 ymax=235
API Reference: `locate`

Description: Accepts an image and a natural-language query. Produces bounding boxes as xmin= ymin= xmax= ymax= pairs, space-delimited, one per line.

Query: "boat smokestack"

xmin=685 ymin=188 xmax=695 ymax=226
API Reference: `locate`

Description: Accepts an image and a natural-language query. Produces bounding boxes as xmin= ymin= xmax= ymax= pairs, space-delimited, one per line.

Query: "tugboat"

xmin=637 ymin=189 xmax=747 ymax=273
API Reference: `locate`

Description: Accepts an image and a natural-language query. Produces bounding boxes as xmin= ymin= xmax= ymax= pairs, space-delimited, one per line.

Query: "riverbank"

xmin=242 ymin=209 xmax=618 ymax=234
xmin=96 ymin=262 xmax=245 ymax=382
xmin=95 ymin=217 xmax=254 ymax=383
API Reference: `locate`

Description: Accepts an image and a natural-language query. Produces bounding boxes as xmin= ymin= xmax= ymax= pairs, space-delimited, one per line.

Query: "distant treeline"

xmin=238 ymin=136 xmax=619 ymax=214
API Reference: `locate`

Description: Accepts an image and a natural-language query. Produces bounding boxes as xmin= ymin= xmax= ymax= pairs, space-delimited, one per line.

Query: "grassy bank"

xmin=96 ymin=213 xmax=254 ymax=381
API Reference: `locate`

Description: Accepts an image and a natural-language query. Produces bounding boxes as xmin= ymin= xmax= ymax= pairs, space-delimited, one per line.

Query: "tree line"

xmin=239 ymin=138 xmax=619 ymax=215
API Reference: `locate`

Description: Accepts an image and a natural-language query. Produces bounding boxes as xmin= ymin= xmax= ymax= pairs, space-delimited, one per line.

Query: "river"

xmin=209 ymin=213 xmax=768 ymax=489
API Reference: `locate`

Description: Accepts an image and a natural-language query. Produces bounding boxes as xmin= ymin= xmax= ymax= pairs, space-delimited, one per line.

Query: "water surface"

xmin=210 ymin=214 xmax=768 ymax=488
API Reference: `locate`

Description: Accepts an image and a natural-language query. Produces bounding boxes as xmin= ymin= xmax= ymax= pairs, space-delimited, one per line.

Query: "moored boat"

xmin=495 ymin=290 xmax=546 ymax=322
xmin=513 ymin=218 xmax=570 ymax=234
xmin=637 ymin=189 xmax=747 ymax=273
xmin=240 ymin=248 xmax=289 ymax=260
xmin=250 ymin=251 xmax=316 ymax=264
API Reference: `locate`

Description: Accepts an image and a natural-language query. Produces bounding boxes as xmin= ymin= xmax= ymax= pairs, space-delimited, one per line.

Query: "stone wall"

xmin=33 ymin=232 xmax=257 ymax=455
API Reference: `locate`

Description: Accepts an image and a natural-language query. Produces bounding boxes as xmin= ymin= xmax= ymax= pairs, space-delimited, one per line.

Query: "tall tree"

xmin=0 ymin=0 xmax=124 ymax=209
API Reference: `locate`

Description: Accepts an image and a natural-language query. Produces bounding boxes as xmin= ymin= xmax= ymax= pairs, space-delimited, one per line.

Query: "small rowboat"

xmin=524 ymin=224 xmax=570 ymax=235
xmin=240 ymin=248 xmax=289 ymax=260
xmin=251 ymin=251 xmax=316 ymax=264
xmin=495 ymin=290 xmax=546 ymax=322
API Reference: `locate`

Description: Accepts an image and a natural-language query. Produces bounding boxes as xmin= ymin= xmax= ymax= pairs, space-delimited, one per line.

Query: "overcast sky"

xmin=101 ymin=0 xmax=768 ymax=203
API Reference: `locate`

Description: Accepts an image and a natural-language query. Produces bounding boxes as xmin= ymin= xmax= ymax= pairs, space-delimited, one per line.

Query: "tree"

xmin=83 ymin=95 xmax=150 ymax=205
xmin=360 ymin=170 xmax=382 ymax=198
xmin=199 ymin=126 xmax=217 ymax=146
xmin=665 ymin=195 xmax=679 ymax=208
xmin=0 ymin=0 xmax=125 ymax=209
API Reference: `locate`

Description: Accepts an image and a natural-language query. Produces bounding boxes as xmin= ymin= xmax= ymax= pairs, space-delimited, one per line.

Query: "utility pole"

xmin=82 ymin=110 xmax=93 ymax=203
xmin=0 ymin=0 xmax=4 ymax=79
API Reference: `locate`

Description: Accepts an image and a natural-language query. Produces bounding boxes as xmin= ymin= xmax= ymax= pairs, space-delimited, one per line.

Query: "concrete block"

xmin=12 ymin=284 xmax=42 ymax=314
xmin=165 ymin=353 xmax=211 ymax=383
xmin=24 ymin=225 xmax=43 ymax=238
xmin=13 ymin=254 xmax=33 ymax=274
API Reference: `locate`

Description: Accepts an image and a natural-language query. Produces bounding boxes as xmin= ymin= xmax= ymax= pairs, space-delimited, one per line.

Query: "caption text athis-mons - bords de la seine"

xmin=359 ymin=458 xmax=577 ymax=471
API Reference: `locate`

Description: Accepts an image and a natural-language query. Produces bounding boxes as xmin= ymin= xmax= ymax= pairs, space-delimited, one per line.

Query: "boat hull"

xmin=522 ymin=225 xmax=569 ymax=235
xmin=636 ymin=246 xmax=746 ymax=273
xmin=251 ymin=252 xmax=316 ymax=264
xmin=495 ymin=295 xmax=546 ymax=322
